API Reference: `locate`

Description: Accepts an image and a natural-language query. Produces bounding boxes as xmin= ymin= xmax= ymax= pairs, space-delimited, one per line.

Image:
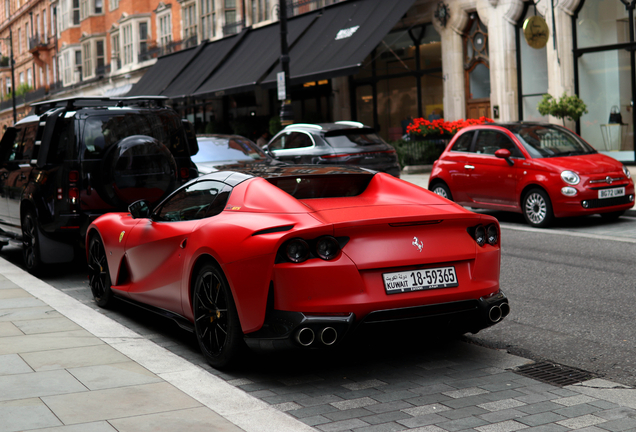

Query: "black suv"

xmin=0 ymin=96 xmax=198 ymax=273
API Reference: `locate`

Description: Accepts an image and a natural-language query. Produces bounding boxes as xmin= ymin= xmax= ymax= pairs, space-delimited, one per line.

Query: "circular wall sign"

xmin=523 ymin=16 xmax=550 ymax=49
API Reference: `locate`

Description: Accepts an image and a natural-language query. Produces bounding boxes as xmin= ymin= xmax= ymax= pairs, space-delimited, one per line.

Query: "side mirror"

xmin=128 ymin=200 xmax=151 ymax=219
xmin=495 ymin=149 xmax=514 ymax=166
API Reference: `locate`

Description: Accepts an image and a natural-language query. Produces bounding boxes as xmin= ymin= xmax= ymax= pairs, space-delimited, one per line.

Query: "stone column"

xmin=484 ymin=0 xmax=524 ymax=122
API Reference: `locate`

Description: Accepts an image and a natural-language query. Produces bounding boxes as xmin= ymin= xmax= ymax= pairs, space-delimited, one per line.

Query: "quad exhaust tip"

xmin=296 ymin=326 xmax=339 ymax=347
xmin=488 ymin=302 xmax=510 ymax=323
xmin=296 ymin=327 xmax=315 ymax=347
xmin=320 ymin=327 xmax=338 ymax=346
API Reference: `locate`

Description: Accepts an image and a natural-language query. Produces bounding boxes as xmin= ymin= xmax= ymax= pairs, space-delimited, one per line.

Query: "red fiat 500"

xmin=428 ymin=122 xmax=635 ymax=227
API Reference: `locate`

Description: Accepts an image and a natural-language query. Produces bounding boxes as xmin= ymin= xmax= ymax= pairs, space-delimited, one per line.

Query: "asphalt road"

xmin=3 ymin=208 xmax=636 ymax=390
xmin=473 ymin=214 xmax=636 ymax=387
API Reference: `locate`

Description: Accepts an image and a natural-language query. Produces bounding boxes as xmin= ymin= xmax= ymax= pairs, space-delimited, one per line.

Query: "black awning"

xmin=161 ymin=33 xmax=245 ymax=98
xmin=261 ymin=0 xmax=416 ymax=86
xmin=193 ymin=11 xmax=319 ymax=97
xmin=127 ymin=47 xmax=200 ymax=96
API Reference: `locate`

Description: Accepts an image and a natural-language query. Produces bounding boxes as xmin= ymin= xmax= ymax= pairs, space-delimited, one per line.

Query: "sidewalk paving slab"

xmin=2 ymin=242 xmax=636 ymax=432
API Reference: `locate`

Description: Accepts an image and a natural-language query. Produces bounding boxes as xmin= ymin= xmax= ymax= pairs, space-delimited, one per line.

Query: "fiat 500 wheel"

xmin=193 ymin=263 xmax=243 ymax=369
xmin=88 ymin=235 xmax=114 ymax=308
xmin=522 ymin=189 xmax=553 ymax=228
xmin=430 ymin=182 xmax=453 ymax=201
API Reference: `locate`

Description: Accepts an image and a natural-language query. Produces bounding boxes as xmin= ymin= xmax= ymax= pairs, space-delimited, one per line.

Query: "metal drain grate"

xmin=513 ymin=361 xmax=595 ymax=387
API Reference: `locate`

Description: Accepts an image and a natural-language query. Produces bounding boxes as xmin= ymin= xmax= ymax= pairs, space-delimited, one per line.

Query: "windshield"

xmin=192 ymin=136 xmax=268 ymax=163
xmin=501 ymin=124 xmax=596 ymax=158
xmin=324 ymin=128 xmax=386 ymax=148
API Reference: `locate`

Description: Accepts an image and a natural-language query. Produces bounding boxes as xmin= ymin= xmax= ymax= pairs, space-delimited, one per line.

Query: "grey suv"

xmin=0 ymin=96 xmax=198 ymax=273
xmin=263 ymin=122 xmax=401 ymax=177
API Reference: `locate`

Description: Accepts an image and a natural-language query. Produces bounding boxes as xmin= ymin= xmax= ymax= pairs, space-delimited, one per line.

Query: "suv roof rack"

xmin=31 ymin=96 xmax=168 ymax=116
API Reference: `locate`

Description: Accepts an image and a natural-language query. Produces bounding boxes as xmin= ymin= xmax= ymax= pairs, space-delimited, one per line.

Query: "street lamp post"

xmin=278 ymin=0 xmax=293 ymax=125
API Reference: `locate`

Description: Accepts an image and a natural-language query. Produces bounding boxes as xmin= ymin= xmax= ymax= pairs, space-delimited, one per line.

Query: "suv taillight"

xmin=57 ymin=171 xmax=80 ymax=211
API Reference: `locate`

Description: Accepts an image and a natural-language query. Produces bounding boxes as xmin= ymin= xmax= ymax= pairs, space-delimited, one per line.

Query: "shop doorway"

xmin=464 ymin=14 xmax=491 ymax=119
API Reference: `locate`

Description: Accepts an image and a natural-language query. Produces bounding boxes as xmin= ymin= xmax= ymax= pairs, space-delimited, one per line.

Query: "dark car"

xmin=263 ymin=122 xmax=401 ymax=177
xmin=0 ymin=96 xmax=198 ymax=273
xmin=193 ymin=134 xmax=277 ymax=174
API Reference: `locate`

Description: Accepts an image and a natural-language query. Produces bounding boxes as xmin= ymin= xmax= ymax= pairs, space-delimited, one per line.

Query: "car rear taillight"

xmin=69 ymin=188 xmax=79 ymax=204
xmin=279 ymin=236 xmax=347 ymax=263
xmin=468 ymin=224 xmax=499 ymax=247
xmin=57 ymin=171 xmax=80 ymax=212
xmin=286 ymin=238 xmax=310 ymax=263
xmin=315 ymin=236 xmax=340 ymax=260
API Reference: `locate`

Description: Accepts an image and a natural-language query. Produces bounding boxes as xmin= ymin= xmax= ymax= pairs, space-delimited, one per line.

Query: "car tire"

xmin=21 ymin=209 xmax=42 ymax=275
xmin=600 ymin=210 xmax=626 ymax=221
xmin=430 ymin=182 xmax=453 ymax=201
xmin=88 ymin=235 xmax=114 ymax=308
xmin=522 ymin=188 xmax=554 ymax=228
xmin=193 ymin=263 xmax=244 ymax=369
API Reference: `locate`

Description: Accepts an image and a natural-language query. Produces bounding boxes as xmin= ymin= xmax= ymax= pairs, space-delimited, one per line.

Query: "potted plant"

xmin=537 ymin=92 xmax=588 ymax=126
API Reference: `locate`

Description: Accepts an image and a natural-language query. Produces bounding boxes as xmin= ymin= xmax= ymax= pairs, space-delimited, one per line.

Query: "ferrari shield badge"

xmin=119 ymin=231 xmax=125 ymax=243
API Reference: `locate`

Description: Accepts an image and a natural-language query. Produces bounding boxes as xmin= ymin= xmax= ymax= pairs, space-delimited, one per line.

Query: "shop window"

xmin=122 ymin=24 xmax=133 ymax=65
xmin=83 ymin=41 xmax=92 ymax=78
xmin=96 ymin=40 xmax=105 ymax=72
xmin=575 ymin=0 xmax=634 ymax=157
xmin=183 ymin=3 xmax=198 ymax=46
xmin=518 ymin=6 xmax=548 ymax=122
xmin=201 ymin=0 xmax=214 ymax=40
xmin=72 ymin=0 xmax=80 ymax=25
xmin=111 ymin=33 xmax=120 ymax=70
xmin=139 ymin=22 xmax=149 ymax=58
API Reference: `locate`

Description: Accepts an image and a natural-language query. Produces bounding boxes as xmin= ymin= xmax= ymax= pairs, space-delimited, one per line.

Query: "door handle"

xmin=180 ymin=238 xmax=187 ymax=249
xmin=464 ymin=165 xmax=475 ymax=170
xmin=20 ymin=172 xmax=26 ymax=180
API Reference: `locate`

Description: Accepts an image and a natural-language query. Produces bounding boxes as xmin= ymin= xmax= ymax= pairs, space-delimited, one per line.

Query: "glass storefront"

xmin=352 ymin=24 xmax=443 ymax=141
xmin=574 ymin=0 xmax=636 ymax=162
xmin=518 ymin=6 xmax=548 ymax=122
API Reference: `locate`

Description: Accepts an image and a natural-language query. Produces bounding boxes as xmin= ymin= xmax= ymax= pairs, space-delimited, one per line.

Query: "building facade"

xmin=0 ymin=0 xmax=634 ymax=163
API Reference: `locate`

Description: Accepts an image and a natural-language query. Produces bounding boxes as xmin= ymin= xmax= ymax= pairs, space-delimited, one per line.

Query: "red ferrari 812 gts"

xmin=87 ymin=166 xmax=509 ymax=368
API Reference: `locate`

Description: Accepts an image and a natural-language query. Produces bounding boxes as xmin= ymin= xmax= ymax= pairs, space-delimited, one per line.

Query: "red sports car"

xmin=87 ymin=166 xmax=509 ymax=368
xmin=429 ymin=122 xmax=635 ymax=227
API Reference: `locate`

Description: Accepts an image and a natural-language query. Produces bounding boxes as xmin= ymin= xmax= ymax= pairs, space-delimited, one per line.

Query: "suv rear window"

xmin=82 ymin=110 xmax=189 ymax=159
xmin=324 ymin=128 xmax=386 ymax=148
xmin=267 ymin=174 xmax=373 ymax=199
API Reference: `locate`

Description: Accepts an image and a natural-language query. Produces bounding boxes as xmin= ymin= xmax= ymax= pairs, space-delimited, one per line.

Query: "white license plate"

xmin=598 ymin=187 xmax=625 ymax=199
xmin=383 ymin=267 xmax=458 ymax=295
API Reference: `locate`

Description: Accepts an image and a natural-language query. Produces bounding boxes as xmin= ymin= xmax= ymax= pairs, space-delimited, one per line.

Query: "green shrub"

xmin=390 ymin=138 xmax=446 ymax=166
xmin=537 ymin=92 xmax=588 ymax=125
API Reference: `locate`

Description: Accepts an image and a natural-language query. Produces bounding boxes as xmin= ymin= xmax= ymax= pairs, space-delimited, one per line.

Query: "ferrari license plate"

xmin=383 ymin=267 xmax=458 ymax=294
xmin=598 ymin=187 xmax=625 ymax=199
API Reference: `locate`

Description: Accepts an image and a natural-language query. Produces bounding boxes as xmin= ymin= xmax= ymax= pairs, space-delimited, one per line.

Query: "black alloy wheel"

xmin=88 ymin=235 xmax=114 ymax=308
xmin=22 ymin=209 xmax=42 ymax=274
xmin=193 ymin=263 xmax=243 ymax=369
